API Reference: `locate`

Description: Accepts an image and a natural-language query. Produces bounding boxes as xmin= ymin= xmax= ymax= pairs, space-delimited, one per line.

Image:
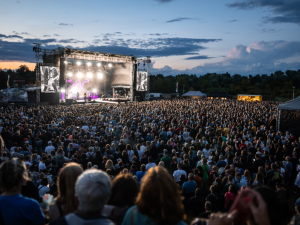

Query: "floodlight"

xmin=64 ymin=61 xmax=68 ymax=64
xmin=97 ymin=63 xmax=101 ymax=67
xmin=61 ymin=89 xmax=65 ymax=93
xmin=76 ymin=61 xmax=81 ymax=66
xmin=72 ymin=87 xmax=77 ymax=93
xmin=108 ymin=63 xmax=112 ymax=68
xmin=97 ymin=72 xmax=103 ymax=79
xmin=87 ymin=72 xmax=93 ymax=78
xmin=93 ymin=89 xmax=97 ymax=93
xmin=77 ymin=72 xmax=83 ymax=78
xmin=87 ymin=62 xmax=91 ymax=67
xmin=67 ymin=72 xmax=73 ymax=77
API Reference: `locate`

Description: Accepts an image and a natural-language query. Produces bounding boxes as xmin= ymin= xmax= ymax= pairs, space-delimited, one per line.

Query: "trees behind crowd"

xmin=1 ymin=66 xmax=300 ymax=99
xmin=150 ymin=69 xmax=300 ymax=99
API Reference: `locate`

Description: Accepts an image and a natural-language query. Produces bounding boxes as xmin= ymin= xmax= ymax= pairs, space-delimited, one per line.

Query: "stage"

xmin=62 ymin=98 xmax=130 ymax=105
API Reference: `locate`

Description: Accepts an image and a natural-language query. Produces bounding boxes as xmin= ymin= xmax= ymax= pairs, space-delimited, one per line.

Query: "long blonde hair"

xmin=56 ymin=163 xmax=83 ymax=215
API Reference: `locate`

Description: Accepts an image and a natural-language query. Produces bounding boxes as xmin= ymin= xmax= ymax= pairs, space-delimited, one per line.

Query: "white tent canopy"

xmin=182 ymin=91 xmax=206 ymax=97
xmin=278 ymin=97 xmax=300 ymax=111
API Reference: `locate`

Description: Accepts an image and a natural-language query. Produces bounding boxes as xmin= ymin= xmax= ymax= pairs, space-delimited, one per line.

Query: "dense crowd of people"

xmin=0 ymin=99 xmax=299 ymax=225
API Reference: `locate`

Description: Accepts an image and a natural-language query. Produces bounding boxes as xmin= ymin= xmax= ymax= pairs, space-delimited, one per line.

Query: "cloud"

xmin=228 ymin=19 xmax=239 ymax=22
xmin=59 ymin=23 xmax=73 ymax=26
xmin=155 ymin=0 xmax=174 ymax=3
xmin=53 ymin=34 xmax=60 ymax=36
xmin=226 ymin=0 xmax=300 ymax=24
xmin=166 ymin=17 xmax=196 ymax=23
xmin=43 ymin=35 xmax=50 ymax=37
xmin=0 ymin=33 xmax=221 ymax=62
xmin=12 ymin=31 xmax=30 ymax=35
xmin=151 ymin=40 xmax=300 ymax=75
xmin=259 ymin=28 xmax=280 ymax=33
xmin=185 ymin=55 xmax=214 ymax=60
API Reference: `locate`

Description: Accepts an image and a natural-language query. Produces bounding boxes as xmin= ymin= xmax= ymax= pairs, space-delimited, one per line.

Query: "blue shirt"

xmin=182 ymin=181 xmax=197 ymax=193
xmin=0 ymin=194 xmax=45 ymax=225
xmin=216 ymin=160 xmax=226 ymax=168
xmin=136 ymin=171 xmax=146 ymax=182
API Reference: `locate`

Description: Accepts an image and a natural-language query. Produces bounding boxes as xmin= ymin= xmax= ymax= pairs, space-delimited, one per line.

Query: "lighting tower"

xmin=33 ymin=43 xmax=42 ymax=104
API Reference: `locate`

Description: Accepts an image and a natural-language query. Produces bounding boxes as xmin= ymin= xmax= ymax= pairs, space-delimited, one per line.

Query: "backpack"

xmin=36 ymin=140 xmax=42 ymax=147
xmin=88 ymin=152 xmax=95 ymax=161
xmin=273 ymin=170 xmax=281 ymax=181
xmin=56 ymin=155 xmax=64 ymax=170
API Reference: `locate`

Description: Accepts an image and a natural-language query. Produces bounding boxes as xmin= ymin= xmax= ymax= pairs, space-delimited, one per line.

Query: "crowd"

xmin=0 ymin=99 xmax=299 ymax=225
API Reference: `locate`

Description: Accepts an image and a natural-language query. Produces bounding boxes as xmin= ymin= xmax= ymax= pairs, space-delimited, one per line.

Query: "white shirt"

xmin=173 ymin=169 xmax=187 ymax=182
xmin=10 ymin=147 xmax=17 ymax=154
xmin=203 ymin=148 xmax=212 ymax=159
xmin=127 ymin=150 xmax=134 ymax=162
xmin=295 ymin=172 xmax=300 ymax=188
xmin=39 ymin=161 xmax=46 ymax=172
xmin=38 ymin=185 xmax=50 ymax=198
xmin=137 ymin=150 xmax=144 ymax=161
xmin=140 ymin=145 xmax=147 ymax=152
xmin=45 ymin=146 xmax=55 ymax=155
xmin=146 ymin=162 xmax=156 ymax=171
xmin=82 ymin=125 xmax=89 ymax=131
xmin=25 ymin=161 xmax=32 ymax=167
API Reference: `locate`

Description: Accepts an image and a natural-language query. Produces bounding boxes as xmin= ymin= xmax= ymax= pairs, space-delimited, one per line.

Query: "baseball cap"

xmin=295 ymin=198 xmax=300 ymax=206
xmin=238 ymin=168 xmax=244 ymax=174
xmin=48 ymin=141 xmax=52 ymax=144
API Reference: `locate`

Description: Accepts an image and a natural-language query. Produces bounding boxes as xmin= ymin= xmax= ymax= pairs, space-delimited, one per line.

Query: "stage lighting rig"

xmin=108 ymin=63 xmax=112 ymax=68
xmin=97 ymin=72 xmax=103 ymax=79
xmin=87 ymin=62 xmax=91 ymax=67
xmin=87 ymin=72 xmax=93 ymax=78
xmin=97 ymin=63 xmax=101 ymax=67
xmin=77 ymin=72 xmax=83 ymax=78
xmin=67 ymin=72 xmax=73 ymax=77
xmin=76 ymin=61 xmax=81 ymax=66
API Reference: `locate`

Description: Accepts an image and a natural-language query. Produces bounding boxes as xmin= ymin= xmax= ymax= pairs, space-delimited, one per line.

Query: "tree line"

xmin=1 ymin=66 xmax=299 ymax=100
xmin=149 ymin=69 xmax=300 ymax=100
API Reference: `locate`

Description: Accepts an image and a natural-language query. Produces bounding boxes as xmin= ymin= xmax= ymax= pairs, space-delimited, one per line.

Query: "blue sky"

xmin=0 ymin=0 xmax=300 ymax=75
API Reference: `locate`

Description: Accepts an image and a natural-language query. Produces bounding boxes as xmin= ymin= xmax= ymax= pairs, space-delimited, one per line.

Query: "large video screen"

xmin=136 ymin=71 xmax=147 ymax=91
xmin=40 ymin=66 xmax=60 ymax=93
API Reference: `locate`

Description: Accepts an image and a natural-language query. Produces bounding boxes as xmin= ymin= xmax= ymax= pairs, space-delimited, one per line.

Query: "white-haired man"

xmin=50 ymin=169 xmax=114 ymax=225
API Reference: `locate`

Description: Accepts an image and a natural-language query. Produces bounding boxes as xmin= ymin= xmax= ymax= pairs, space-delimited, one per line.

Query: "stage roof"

xmin=182 ymin=91 xmax=206 ymax=97
xmin=278 ymin=97 xmax=300 ymax=111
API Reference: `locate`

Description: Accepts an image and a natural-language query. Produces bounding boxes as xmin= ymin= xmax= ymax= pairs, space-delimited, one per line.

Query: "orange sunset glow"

xmin=0 ymin=61 xmax=36 ymax=71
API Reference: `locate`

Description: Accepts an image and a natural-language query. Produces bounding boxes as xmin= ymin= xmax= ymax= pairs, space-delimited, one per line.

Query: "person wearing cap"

xmin=161 ymin=150 xmax=171 ymax=172
xmin=45 ymin=141 xmax=55 ymax=155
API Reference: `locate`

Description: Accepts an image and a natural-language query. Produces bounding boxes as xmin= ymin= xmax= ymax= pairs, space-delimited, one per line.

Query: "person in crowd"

xmin=122 ymin=166 xmax=187 ymax=225
xmin=0 ymin=158 xmax=45 ymax=224
xmin=50 ymin=169 xmax=113 ymax=225
xmin=103 ymin=173 xmax=138 ymax=225
xmin=199 ymin=201 xmax=213 ymax=219
xmin=49 ymin=162 xmax=83 ymax=222
xmin=188 ymin=188 xmax=205 ymax=218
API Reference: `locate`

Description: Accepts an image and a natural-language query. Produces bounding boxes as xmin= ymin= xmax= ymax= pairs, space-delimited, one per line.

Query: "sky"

xmin=0 ymin=0 xmax=300 ymax=75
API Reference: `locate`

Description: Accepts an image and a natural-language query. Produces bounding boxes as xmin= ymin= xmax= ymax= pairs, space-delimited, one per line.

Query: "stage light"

xmin=87 ymin=72 xmax=93 ymax=78
xmin=72 ymin=88 xmax=77 ymax=93
xmin=64 ymin=61 xmax=68 ymax=64
xmin=61 ymin=89 xmax=65 ymax=93
xmin=108 ymin=63 xmax=112 ymax=68
xmin=93 ymin=89 xmax=97 ymax=93
xmin=77 ymin=72 xmax=83 ymax=78
xmin=67 ymin=72 xmax=73 ymax=77
xmin=97 ymin=72 xmax=103 ymax=79
xmin=76 ymin=61 xmax=81 ymax=66
xmin=87 ymin=62 xmax=91 ymax=67
xmin=97 ymin=63 xmax=101 ymax=67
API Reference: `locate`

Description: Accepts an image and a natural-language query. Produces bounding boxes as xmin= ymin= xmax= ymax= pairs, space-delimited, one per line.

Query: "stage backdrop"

xmin=40 ymin=66 xmax=60 ymax=93
xmin=136 ymin=71 xmax=147 ymax=91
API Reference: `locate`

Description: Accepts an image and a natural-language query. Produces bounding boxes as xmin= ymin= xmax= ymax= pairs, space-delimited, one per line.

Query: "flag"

xmin=7 ymin=75 xmax=10 ymax=89
xmin=176 ymin=82 xmax=178 ymax=93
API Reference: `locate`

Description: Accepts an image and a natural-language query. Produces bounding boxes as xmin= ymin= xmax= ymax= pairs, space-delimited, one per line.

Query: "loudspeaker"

xmin=66 ymin=99 xmax=73 ymax=105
